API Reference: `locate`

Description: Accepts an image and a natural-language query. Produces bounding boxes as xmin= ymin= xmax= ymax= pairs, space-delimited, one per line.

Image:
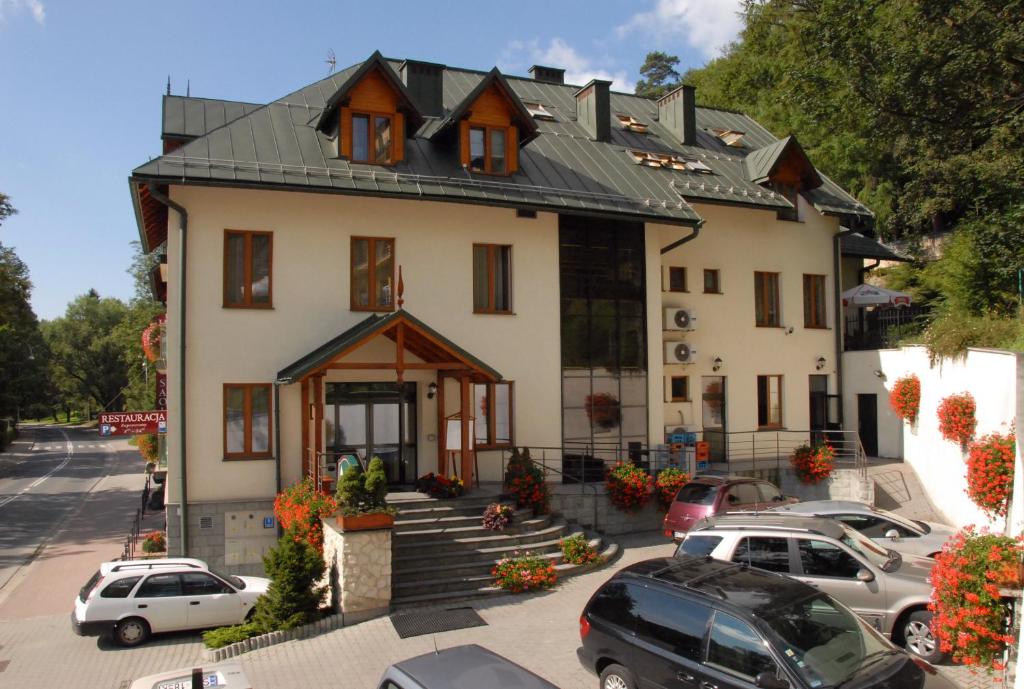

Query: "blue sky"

xmin=0 ymin=0 xmax=743 ymax=320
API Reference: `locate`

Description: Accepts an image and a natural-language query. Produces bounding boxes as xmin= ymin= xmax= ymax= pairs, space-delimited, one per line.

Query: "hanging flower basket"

xmin=937 ymin=392 xmax=976 ymax=447
xmin=930 ymin=526 xmax=1024 ymax=671
xmin=585 ymin=393 xmax=621 ymax=430
xmin=889 ymin=374 xmax=921 ymax=424
xmin=966 ymin=432 xmax=1015 ymax=518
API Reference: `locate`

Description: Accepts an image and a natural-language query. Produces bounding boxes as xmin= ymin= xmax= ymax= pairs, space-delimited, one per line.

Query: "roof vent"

xmin=528 ymin=65 xmax=565 ymax=84
xmin=657 ymin=85 xmax=697 ymax=146
xmin=575 ymin=79 xmax=612 ymax=142
xmin=400 ymin=59 xmax=446 ymax=118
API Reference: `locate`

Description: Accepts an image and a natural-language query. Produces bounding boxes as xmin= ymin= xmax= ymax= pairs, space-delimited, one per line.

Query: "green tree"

xmin=252 ymin=532 xmax=326 ymax=631
xmin=635 ymin=51 xmax=682 ymax=99
xmin=44 ymin=290 xmax=130 ymax=412
xmin=114 ymin=242 xmax=164 ymax=411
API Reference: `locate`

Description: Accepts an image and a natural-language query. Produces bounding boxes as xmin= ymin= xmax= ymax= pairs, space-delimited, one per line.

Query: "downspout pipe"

xmin=147 ymin=183 xmax=189 ymax=557
xmin=273 ymin=383 xmax=282 ymax=496
xmin=834 ymin=227 xmax=856 ymax=429
xmin=858 ymin=259 xmax=881 ymax=284
xmin=661 ymin=223 xmax=701 ymax=254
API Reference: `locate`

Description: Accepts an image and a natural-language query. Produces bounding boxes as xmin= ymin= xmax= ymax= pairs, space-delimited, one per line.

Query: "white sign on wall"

xmin=445 ymin=418 xmax=474 ymax=451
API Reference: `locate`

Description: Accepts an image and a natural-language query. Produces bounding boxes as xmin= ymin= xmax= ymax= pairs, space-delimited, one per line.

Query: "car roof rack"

xmin=109 ymin=561 xmax=203 ymax=572
xmin=695 ymin=514 xmax=841 ymax=538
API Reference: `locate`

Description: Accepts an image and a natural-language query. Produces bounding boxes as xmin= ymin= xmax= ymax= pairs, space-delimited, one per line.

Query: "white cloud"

xmin=0 ymin=0 xmax=46 ymax=25
xmin=617 ymin=0 xmax=743 ymax=60
xmin=501 ymin=38 xmax=635 ymax=93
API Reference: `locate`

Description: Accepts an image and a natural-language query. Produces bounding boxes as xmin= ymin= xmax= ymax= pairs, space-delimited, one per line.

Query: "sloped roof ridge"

xmin=165 ymin=93 xmax=264 ymax=108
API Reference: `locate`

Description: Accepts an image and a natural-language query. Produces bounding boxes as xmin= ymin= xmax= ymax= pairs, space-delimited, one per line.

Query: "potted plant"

xmin=889 ymin=374 xmax=921 ymax=424
xmin=334 ymin=457 xmax=396 ymax=531
xmin=937 ymin=392 xmax=976 ymax=447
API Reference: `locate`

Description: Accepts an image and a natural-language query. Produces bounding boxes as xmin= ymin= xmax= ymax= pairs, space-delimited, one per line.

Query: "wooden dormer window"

xmin=338 ymin=66 xmax=406 ymax=165
xmin=469 ymin=126 xmax=507 ymax=174
xmin=458 ymin=82 xmax=523 ymax=176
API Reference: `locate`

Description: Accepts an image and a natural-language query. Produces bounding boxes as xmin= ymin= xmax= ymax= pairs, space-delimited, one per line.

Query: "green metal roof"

xmin=840 ymin=232 xmax=909 ymax=261
xmin=135 ymin=54 xmax=873 ymax=235
xmin=275 ymin=310 xmax=503 ymax=384
xmin=425 ymin=67 xmax=539 ymax=145
xmin=162 ymin=95 xmax=262 ymax=140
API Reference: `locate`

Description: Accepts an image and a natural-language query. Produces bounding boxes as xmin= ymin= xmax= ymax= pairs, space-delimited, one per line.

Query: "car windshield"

xmin=838 ymin=524 xmax=892 ymax=569
xmin=870 ymin=507 xmax=923 ymax=535
xmin=676 ymin=483 xmax=717 ymax=505
xmin=761 ymin=593 xmax=896 ymax=688
xmin=209 ymin=568 xmax=245 ymax=589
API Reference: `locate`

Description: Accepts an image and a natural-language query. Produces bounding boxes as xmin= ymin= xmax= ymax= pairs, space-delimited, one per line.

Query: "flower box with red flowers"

xmin=889 ymin=374 xmax=921 ymax=424
xmin=937 ymin=392 xmax=976 ymax=446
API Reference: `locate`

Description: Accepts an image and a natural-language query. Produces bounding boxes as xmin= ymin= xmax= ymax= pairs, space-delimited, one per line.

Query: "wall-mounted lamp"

xmin=712 ymin=356 xmax=723 ymax=372
xmin=816 ymin=356 xmax=827 ymax=370
xmin=427 ymin=382 xmax=438 ymax=400
xmin=872 ymin=369 xmax=887 ymax=380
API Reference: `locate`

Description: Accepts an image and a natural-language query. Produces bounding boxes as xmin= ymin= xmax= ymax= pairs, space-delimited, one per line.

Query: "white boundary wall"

xmin=844 ymin=346 xmax=1021 ymax=530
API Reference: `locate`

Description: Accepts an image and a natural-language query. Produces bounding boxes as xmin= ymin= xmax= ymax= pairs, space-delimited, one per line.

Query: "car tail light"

xmin=579 ymin=614 xmax=591 ymax=640
xmin=663 ymin=529 xmax=673 ymax=538
xmin=911 ymin=657 xmax=937 ymax=675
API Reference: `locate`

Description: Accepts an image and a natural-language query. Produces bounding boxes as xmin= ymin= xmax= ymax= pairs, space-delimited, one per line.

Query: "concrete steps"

xmin=389 ymin=492 xmax=620 ymax=610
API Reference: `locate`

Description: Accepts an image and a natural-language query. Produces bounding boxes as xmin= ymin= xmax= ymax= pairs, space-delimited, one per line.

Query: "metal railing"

xmin=122 ymin=508 xmax=144 ymax=560
xmin=844 ymin=306 xmax=927 ymax=351
xmin=720 ymin=429 xmax=867 ymax=478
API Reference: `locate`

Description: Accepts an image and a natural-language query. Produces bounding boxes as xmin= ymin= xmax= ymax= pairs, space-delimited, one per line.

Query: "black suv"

xmin=577 ymin=556 xmax=955 ymax=689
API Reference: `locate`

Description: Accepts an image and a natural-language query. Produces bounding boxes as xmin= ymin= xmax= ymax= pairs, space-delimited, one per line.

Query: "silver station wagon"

xmin=676 ymin=513 xmax=943 ymax=663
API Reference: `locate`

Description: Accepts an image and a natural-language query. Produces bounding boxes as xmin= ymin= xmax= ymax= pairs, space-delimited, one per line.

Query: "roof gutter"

xmin=146 ymin=183 xmax=189 ymax=557
xmin=834 ymin=226 xmax=856 ymax=428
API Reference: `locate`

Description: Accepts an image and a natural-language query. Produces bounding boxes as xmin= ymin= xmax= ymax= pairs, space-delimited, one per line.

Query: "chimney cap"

xmin=529 ymin=64 xmax=566 ymax=83
xmin=655 ymin=83 xmax=697 ymax=103
xmin=398 ymin=58 xmax=447 ymax=72
xmin=573 ymin=78 xmax=613 ymax=98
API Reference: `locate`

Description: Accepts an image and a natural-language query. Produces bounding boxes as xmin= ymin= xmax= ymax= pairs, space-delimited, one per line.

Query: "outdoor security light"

xmin=427 ymin=382 xmax=438 ymax=399
xmin=816 ymin=356 xmax=826 ymax=370
xmin=712 ymin=356 xmax=723 ymax=372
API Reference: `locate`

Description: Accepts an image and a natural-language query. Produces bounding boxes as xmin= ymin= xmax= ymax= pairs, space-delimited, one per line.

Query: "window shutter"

xmin=339 ymin=107 xmax=352 ymax=159
xmin=459 ymin=120 xmax=470 ymax=167
xmin=507 ymin=126 xmax=518 ymax=174
xmin=393 ymin=112 xmax=405 ymax=163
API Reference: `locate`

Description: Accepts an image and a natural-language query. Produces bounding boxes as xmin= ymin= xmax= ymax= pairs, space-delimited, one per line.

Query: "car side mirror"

xmin=885 ymin=529 xmax=900 ymax=541
xmin=856 ymin=568 xmax=875 ymax=583
xmin=772 ymin=495 xmax=785 ymax=502
xmin=755 ymin=672 xmax=789 ymax=689
xmin=727 ymin=495 xmax=739 ymax=505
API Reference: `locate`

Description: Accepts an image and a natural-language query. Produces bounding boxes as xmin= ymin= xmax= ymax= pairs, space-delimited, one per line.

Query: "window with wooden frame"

xmin=468 ymin=125 xmax=507 ymax=175
xmin=754 ymin=271 xmax=780 ymax=327
xmin=670 ymin=376 xmax=690 ymax=402
xmin=350 ymin=112 xmax=394 ymax=164
xmin=803 ymin=274 xmax=827 ymax=328
xmin=704 ymin=269 xmax=721 ymax=294
xmin=224 ymin=384 xmax=272 ymax=459
xmin=473 ymin=381 xmax=514 ymax=448
xmin=351 ymin=237 xmax=395 ymax=311
xmin=756 ymin=375 xmax=783 ymax=429
xmin=224 ymin=230 xmax=272 ymax=308
xmin=668 ymin=266 xmax=688 ymax=293
xmin=473 ymin=244 xmax=512 ymax=313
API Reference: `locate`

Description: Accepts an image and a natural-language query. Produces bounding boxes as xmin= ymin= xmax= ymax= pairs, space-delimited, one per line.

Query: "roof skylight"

xmin=628 ymin=150 xmax=714 ymax=174
xmin=713 ymin=129 xmax=746 ymax=147
xmin=523 ymin=102 xmax=556 ymax=121
xmin=617 ymin=114 xmax=649 ymax=134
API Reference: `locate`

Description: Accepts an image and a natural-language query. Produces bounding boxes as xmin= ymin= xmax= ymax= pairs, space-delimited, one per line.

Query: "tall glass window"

xmin=559 ymin=216 xmax=647 ymax=452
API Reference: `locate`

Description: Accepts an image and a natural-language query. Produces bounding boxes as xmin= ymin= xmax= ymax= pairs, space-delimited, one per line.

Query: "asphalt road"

xmin=0 ymin=426 xmax=138 ymax=609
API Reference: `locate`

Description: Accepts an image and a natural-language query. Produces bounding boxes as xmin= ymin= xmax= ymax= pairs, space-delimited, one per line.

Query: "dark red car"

xmin=662 ymin=475 xmax=796 ymax=541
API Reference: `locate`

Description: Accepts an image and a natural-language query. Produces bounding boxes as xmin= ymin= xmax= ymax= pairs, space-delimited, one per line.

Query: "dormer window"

xmin=617 ymin=114 xmax=649 ymax=134
xmin=523 ymin=102 xmax=555 ymax=121
xmin=352 ymin=113 xmax=393 ymax=164
xmin=469 ymin=126 xmax=506 ymax=174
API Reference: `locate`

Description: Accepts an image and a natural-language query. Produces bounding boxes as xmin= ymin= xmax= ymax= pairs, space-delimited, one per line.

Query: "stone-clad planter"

xmin=322 ymin=514 xmax=393 ymax=620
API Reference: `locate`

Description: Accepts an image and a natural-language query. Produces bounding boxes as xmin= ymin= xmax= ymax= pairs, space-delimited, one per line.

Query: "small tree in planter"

xmin=335 ymin=457 xmax=396 ymax=529
xmin=937 ymin=392 xmax=976 ymax=447
xmin=655 ymin=467 xmax=690 ymax=510
xmin=889 ymin=374 xmax=921 ymax=424
xmin=606 ymin=462 xmax=654 ymax=512
xmin=790 ymin=443 xmax=835 ymax=484
xmin=930 ymin=526 xmax=1023 ymax=671
xmin=504 ymin=448 xmax=549 ymax=514
xmin=252 ymin=529 xmax=327 ymax=631
xmin=966 ymin=432 xmax=1015 ymax=519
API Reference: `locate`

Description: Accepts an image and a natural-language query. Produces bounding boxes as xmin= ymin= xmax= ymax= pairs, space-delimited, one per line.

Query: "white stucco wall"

xmin=165 ymin=186 xmax=562 ymax=503
xmin=658 ymin=199 xmax=840 ymax=436
xmin=844 ymin=346 xmax=1021 ymax=530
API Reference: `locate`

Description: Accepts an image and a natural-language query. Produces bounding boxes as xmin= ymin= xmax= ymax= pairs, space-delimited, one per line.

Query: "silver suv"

xmin=676 ymin=513 xmax=943 ymax=663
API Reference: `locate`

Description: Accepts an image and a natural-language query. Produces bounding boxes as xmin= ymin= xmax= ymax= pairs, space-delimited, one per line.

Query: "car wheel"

xmin=600 ymin=663 xmax=637 ymax=689
xmin=114 ymin=617 xmax=151 ymax=647
xmin=903 ymin=610 xmax=943 ymax=663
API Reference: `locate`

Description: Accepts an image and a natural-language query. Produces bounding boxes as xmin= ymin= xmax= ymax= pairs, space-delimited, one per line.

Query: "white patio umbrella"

xmin=841 ymin=284 xmax=912 ymax=307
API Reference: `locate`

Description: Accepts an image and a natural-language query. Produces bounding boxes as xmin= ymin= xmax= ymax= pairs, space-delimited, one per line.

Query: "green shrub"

xmin=336 ymin=458 xmax=394 ymax=516
xmin=363 ymin=457 xmax=388 ymax=511
xmin=202 ymin=623 xmax=262 ymax=649
xmin=916 ymin=308 xmax=1024 ymax=361
xmin=252 ymin=530 xmax=326 ymax=631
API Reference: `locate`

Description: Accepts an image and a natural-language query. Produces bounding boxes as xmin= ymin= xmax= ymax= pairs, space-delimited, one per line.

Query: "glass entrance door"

xmin=701 ymin=376 xmax=727 ymax=463
xmin=325 ymin=383 xmax=417 ymax=485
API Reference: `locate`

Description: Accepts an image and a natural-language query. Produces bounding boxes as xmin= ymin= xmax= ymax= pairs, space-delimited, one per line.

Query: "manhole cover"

xmin=390 ymin=607 xmax=487 ymax=639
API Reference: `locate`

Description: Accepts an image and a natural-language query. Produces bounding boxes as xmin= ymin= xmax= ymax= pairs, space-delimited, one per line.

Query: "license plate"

xmin=674 ymin=532 xmax=686 ymax=539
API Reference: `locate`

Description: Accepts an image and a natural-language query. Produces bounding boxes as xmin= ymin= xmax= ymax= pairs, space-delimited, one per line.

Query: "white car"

xmin=769 ymin=500 xmax=954 ymax=558
xmin=129 ymin=662 xmax=251 ymax=689
xmin=72 ymin=558 xmax=269 ymax=646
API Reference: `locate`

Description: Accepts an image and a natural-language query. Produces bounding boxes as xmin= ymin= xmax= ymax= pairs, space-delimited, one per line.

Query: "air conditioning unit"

xmin=665 ymin=341 xmax=697 ymax=364
xmin=664 ymin=307 xmax=697 ymax=331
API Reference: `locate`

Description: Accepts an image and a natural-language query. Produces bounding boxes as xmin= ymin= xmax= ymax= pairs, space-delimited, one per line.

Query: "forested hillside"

xmin=639 ymin=0 xmax=1023 ymax=355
